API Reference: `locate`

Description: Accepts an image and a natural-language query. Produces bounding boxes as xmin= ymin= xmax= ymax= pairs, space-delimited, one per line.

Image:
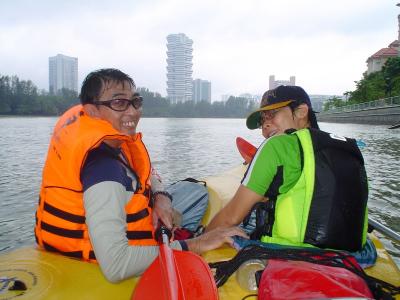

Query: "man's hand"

xmin=152 ymin=194 xmax=174 ymax=229
xmin=186 ymin=226 xmax=248 ymax=254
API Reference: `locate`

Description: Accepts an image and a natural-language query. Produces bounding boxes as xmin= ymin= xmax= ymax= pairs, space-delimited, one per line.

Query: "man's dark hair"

xmin=79 ymin=68 xmax=136 ymax=104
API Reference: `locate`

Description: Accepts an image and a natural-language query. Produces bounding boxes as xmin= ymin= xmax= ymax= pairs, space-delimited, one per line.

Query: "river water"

xmin=0 ymin=116 xmax=399 ymax=266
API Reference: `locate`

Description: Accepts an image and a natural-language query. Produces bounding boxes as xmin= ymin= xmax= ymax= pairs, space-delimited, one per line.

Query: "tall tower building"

xmin=192 ymin=79 xmax=211 ymax=103
xmin=49 ymin=54 xmax=78 ymax=94
xmin=166 ymin=33 xmax=193 ymax=103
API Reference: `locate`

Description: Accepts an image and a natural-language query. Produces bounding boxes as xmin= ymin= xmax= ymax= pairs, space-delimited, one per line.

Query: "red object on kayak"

xmin=132 ymin=226 xmax=218 ymax=300
xmin=258 ymin=259 xmax=373 ymax=300
xmin=132 ymin=247 xmax=218 ymax=300
xmin=236 ymin=137 xmax=257 ymax=164
xmin=173 ymin=228 xmax=194 ymax=240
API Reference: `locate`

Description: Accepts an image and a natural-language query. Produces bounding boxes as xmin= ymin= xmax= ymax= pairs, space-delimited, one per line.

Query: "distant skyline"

xmin=0 ymin=0 xmax=397 ymax=101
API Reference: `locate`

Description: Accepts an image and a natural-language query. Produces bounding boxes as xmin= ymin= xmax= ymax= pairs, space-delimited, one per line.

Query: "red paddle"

xmin=131 ymin=225 xmax=218 ymax=300
xmin=236 ymin=137 xmax=257 ymax=164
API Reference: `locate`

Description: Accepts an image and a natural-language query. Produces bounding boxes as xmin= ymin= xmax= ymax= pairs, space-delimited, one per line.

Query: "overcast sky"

xmin=0 ymin=0 xmax=398 ymax=100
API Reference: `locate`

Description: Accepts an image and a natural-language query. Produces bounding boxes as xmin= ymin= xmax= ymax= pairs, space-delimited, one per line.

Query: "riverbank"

xmin=318 ymin=100 xmax=400 ymax=125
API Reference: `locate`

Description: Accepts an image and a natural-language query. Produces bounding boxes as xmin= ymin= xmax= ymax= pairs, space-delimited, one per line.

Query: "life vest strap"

xmin=43 ymin=241 xmax=96 ymax=260
xmin=126 ymin=208 xmax=149 ymax=223
xmin=126 ymin=230 xmax=153 ymax=240
xmin=44 ymin=202 xmax=86 ymax=224
xmin=41 ymin=221 xmax=84 ymax=239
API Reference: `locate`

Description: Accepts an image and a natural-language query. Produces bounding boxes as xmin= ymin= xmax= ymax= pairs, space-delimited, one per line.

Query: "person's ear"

xmin=83 ymin=104 xmax=101 ymax=118
xmin=294 ymin=104 xmax=309 ymax=119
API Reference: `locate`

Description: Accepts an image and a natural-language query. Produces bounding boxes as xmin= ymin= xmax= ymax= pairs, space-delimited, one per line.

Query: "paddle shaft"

xmin=369 ymin=217 xmax=400 ymax=243
xmin=132 ymin=221 xmax=218 ymax=300
xmin=159 ymin=233 xmax=180 ymax=300
xmin=236 ymin=136 xmax=400 ymax=243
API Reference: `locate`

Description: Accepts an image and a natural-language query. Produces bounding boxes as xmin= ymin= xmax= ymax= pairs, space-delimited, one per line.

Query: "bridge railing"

xmin=321 ymin=96 xmax=400 ymax=114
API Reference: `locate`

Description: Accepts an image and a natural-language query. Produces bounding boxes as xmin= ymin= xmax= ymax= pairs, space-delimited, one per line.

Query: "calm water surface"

xmin=0 ymin=116 xmax=399 ymax=266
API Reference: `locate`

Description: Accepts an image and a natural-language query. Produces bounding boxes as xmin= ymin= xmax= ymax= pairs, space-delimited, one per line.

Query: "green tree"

xmin=0 ymin=74 xmax=258 ymax=118
xmin=323 ymin=96 xmax=346 ymax=111
xmin=0 ymin=74 xmax=79 ymax=115
xmin=381 ymin=57 xmax=400 ymax=97
xmin=347 ymin=57 xmax=400 ymax=104
xmin=225 ymin=96 xmax=249 ymax=117
xmin=139 ymin=87 xmax=171 ymax=117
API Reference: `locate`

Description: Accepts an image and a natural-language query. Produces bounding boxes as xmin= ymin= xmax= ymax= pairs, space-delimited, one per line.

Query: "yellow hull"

xmin=1 ymin=165 xmax=399 ymax=300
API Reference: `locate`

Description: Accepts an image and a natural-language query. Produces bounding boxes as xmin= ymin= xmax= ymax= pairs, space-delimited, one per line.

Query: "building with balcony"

xmin=166 ymin=33 xmax=193 ymax=103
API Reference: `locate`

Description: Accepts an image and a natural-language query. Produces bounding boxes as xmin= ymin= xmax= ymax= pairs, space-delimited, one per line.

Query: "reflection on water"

xmin=0 ymin=117 xmax=399 ymax=267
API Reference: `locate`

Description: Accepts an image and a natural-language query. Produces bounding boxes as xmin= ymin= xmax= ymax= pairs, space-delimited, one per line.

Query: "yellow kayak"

xmin=1 ymin=165 xmax=399 ymax=299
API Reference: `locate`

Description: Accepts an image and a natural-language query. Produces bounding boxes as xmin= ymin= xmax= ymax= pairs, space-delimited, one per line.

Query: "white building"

xmin=166 ymin=33 xmax=193 ymax=103
xmin=366 ymin=46 xmax=398 ymax=75
xmin=192 ymin=79 xmax=211 ymax=102
xmin=49 ymin=54 xmax=78 ymax=94
xmin=269 ymin=75 xmax=296 ymax=89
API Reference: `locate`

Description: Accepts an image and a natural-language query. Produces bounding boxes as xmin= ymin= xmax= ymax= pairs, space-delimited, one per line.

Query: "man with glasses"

xmin=35 ymin=68 xmax=246 ymax=282
xmin=207 ymin=85 xmax=370 ymax=255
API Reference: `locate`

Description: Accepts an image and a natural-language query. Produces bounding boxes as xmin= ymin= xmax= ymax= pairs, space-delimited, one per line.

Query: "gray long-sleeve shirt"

xmin=81 ymin=144 xmax=182 ymax=283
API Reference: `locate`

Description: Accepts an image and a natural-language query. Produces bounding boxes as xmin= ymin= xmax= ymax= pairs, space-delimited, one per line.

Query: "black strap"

xmin=126 ymin=208 xmax=149 ymax=223
xmin=42 ymin=241 xmax=96 ymax=260
xmin=171 ymin=177 xmax=207 ymax=187
xmin=126 ymin=230 xmax=153 ymax=240
xmin=41 ymin=221 xmax=83 ymax=239
xmin=44 ymin=202 xmax=86 ymax=224
xmin=209 ymin=245 xmax=400 ymax=299
xmin=245 ymin=201 xmax=275 ymax=240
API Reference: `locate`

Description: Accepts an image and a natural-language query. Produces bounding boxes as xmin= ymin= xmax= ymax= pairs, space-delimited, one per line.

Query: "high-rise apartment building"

xmin=192 ymin=79 xmax=211 ymax=103
xmin=166 ymin=33 xmax=193 ymax=103
xmin=269 ymin=75 xmax=295 ymax=89
xmin=49 ymin=54 xmax=78 ymax=94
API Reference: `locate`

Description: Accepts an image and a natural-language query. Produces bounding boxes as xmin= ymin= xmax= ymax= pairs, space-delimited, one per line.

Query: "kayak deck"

xmin=1 ymin=164 xmax=399 ymax=299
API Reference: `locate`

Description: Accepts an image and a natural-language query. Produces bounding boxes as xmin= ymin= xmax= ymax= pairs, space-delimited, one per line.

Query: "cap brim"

xmin=246 ymin=110 xmax=262 ymax=130
xmin=246 ymin=100 xmax=294 ymax=129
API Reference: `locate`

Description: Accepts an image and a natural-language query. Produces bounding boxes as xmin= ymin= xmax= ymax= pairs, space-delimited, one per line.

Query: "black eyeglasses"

xmin=93 ymin=95 xmax=143 ymax=112
xmin=260 ymin=106 xmax=287 ymax=124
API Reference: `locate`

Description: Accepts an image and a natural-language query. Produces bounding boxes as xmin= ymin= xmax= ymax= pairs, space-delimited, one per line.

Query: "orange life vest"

xmin=35 ymin=105 xmax=157 ymax=262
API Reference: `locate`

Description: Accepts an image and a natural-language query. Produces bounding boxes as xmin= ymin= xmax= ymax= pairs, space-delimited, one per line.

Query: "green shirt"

xmin=241 ymin=133 xmax=303 ymax=197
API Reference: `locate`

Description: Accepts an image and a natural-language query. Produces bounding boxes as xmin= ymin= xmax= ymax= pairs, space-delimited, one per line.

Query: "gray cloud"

xmin=0 ymin=0 xmax=397 ymax=100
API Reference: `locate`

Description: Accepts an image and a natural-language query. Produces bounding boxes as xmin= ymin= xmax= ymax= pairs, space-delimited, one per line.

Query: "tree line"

xmin=324 ymin=57 xmax=400 ymax=110
xmin=6 ymin=56 xmax=397 ymax=116
xmin=137 ymin=88 xmax=257 ymax=118
xmin=0 ymin=75 xmax=257 ymax=118
xmin=0 ymin=75 xmax=79 ymax=115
